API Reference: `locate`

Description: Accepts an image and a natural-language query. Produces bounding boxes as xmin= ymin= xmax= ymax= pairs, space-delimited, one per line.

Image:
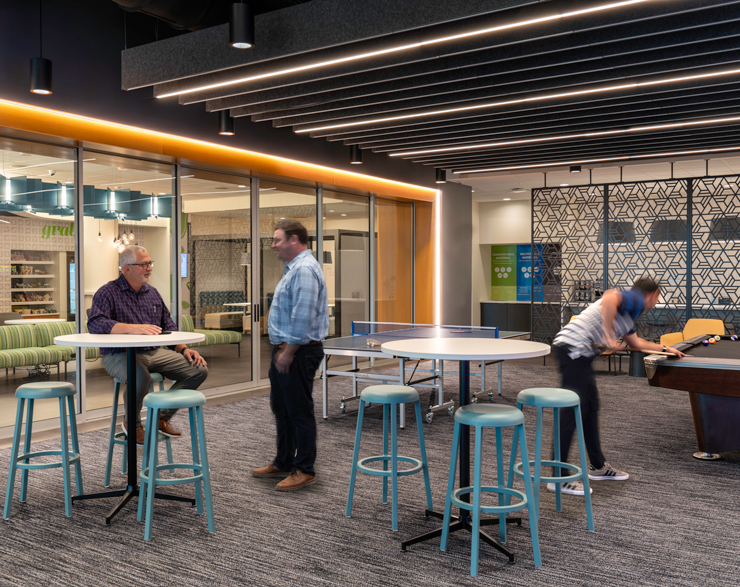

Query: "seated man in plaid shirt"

xmin=88 ymin=245 xmax=208 ymax=445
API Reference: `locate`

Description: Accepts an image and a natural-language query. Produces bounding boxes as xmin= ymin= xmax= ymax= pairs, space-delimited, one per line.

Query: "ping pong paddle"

xmin=366 ymin=338 xmax=381 ymax=347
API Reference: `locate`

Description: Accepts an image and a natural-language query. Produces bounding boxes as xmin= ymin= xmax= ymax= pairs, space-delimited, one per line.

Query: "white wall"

xmin=478 ymin=200 xmax=531 ymax=244
xmin=472 ymin=200 xmax=530 ymax=325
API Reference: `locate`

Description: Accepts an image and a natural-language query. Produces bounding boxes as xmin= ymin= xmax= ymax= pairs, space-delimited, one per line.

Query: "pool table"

xmin=645 ymin=334 xmax=740 ymax=460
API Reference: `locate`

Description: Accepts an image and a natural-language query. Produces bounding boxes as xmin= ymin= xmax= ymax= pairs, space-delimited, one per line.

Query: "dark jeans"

xmin=555 ymin=345 xmax=605 ymax=470
xmin=269 ymin=343 xmax=324 ymax=476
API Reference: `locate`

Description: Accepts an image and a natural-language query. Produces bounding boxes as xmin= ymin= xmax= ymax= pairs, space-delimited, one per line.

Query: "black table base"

xmin=73 ymin=488 xmax=196 ymax=525
xmin=400 ymin=360 xmax=523 ymax=563
xmin=401 ymin=509 xmax=521 ymax=562
xmin=72 ymin=347 xmax=195 ymax=524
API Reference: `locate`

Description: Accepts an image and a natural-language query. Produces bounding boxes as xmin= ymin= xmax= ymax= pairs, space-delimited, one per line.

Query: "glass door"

xmin=257 ymin=180 xmax=317 ymax=381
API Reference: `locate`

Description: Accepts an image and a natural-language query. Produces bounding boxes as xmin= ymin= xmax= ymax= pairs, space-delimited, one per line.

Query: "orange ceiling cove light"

xmin=0 ymin=99 xmax=437 ymax=202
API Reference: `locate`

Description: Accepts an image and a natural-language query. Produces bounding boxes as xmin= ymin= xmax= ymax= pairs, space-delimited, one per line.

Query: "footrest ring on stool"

xmin=357 ymin=455 xmax=422 ymax=477
xmin=512 ymin=459 xmax=582 ymax=484
xmin=452 ymin=486 xmax=527 ymax=515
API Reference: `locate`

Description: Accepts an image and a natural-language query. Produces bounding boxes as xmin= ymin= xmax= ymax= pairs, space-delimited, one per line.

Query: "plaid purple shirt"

xmin=88 ymin=274 xmax=178 ymax=355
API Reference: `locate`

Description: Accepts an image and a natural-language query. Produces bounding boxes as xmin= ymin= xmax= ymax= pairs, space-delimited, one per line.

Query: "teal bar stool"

xmin=507 ymin=388 xmax=594 ymax=531
xmin=137 ymin=388 xmax=214 ymax=541
xmin=346 ymin=385 xmax=433 ymax=532
xmin=441 ymin=404 xmax=540 ymax=576
xmin=4 ymin=382 xmax=83 ymax=519
xmin=104 ymin=374 xmax=174 ymax=487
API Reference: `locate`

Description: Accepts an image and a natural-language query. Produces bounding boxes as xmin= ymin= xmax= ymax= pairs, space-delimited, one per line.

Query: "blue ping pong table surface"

xmin=323 ymin=326 xmax=526 ymax=353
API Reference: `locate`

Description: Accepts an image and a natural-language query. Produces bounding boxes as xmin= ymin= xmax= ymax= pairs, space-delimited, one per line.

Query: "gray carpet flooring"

xmin=0 ymin=359 xmax=739 ymax=587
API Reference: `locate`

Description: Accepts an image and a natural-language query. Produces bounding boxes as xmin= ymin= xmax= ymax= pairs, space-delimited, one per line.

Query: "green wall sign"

xmin=41 ymin=222 xmax=74 ymax=239
xmin=491 ymin=245 xmax=517 ymax=300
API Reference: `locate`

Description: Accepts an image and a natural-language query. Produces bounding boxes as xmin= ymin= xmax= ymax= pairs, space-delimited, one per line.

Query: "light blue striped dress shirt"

xmin=268 ymin=249 xmax=329 ymax=345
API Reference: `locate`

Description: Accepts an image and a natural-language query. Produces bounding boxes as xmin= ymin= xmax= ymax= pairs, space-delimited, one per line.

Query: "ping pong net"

xmin=351 ymin=321 xmax=499 ymax=342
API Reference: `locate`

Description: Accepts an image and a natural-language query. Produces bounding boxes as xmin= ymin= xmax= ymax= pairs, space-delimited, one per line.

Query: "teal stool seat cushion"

xmin=16 ymin=381 xmax=75 ymax=399
xmin=143 ymin=388 xmax=206 ymax=410
xmin=454 ymin=404 xmax=524 ymax=427
xmin=360 ymin=385 xmax=419 ymax=404
xmin=517 ymin=387 xmax=579 ymax=408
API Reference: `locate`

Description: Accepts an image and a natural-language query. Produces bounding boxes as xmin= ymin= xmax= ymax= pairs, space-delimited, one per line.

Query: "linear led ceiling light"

xmin=156 ymin=0 xmax=652 ymax=99
xmin=389 ymin=116 xmax=740 ymax=157
xmin=453 ymin=146 xmax=740 ymax=174
xmin=299 ymin=68 xmax=740 ymax=134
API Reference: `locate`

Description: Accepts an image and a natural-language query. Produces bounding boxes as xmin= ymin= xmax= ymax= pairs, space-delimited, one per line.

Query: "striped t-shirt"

xmin=554 ymin=288 xmax=645 ymax=359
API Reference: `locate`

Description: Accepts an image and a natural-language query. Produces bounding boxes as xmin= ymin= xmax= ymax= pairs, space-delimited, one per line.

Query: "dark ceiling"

xmin=121 ymin=0 xmax=740 ymax=178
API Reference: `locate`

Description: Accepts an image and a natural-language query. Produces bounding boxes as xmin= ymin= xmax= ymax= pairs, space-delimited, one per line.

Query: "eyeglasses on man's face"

xmin=129 ymin=261 xmax=154 ymax=268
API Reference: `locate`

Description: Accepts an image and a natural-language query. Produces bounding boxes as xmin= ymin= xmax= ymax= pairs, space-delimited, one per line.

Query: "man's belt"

xmin=274 ymin=340 xmax=322 ymax=349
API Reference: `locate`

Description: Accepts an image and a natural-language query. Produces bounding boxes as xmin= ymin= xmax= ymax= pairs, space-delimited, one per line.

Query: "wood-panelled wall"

xmin=376 ymin=198 xmax=413 ymax=324
xmin=414 ymin=200 xmax=435 ymax=324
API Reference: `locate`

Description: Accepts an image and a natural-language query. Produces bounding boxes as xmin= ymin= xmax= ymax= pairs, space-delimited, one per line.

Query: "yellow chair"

xmin=659 ymin=332 xmax=684 ymax=347
xmin=682 ymin=319 xmax=725 ymax=340
xmin=659 ymin=318 xmax=725 ymax=347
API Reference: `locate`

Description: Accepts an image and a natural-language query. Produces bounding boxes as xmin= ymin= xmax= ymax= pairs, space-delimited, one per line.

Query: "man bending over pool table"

xmin=550 ymin=277 xmax=684 ymax=496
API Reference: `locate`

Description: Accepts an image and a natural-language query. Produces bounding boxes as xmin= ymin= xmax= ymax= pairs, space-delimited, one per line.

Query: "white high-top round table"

xmin=5 ymin=318 xmax=68 ymax=324
xmin=381 ymin=337 xmax=550 ymax=561
xmin=54 ymin=331 xmax=205 ymax=525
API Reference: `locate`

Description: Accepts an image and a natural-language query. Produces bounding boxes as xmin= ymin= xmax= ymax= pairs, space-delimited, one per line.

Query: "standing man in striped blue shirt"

xmin=252 ymin=220 xmax=329 ymax=491
xmin=549 ymin=277 xmax=683 ymax=496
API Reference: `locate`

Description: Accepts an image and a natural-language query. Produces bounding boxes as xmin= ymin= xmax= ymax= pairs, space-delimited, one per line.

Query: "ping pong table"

xmin=320 ymin=322 xmax=529 ymax=425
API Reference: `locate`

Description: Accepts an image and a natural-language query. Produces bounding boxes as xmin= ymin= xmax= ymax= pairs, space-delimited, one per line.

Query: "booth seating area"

xmin=199 ymin=291 xmax=245 ymax=331
xmin=181 ymin=315 xmax=242 ymax=356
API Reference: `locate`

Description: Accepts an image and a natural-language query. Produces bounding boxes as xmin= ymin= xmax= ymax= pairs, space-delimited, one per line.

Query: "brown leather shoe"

xmin=158 ymin=419 xmax=181 ymax=437
xmin=275 ymin=470 xmax=316 ymax=491
xmin=252 ymin=462 xmax=290 ymax=478
xmin=122 ymin=422 xmax=146 ymax=446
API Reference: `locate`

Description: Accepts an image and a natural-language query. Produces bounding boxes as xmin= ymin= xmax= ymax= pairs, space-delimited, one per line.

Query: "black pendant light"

xmin=350 ymin=144 xmax=362 ymax=165
xmin=30 ymin=1 xmax=52 ymax=95
xmin=230 ymin=2 xmax=255 ymax=49
xmin=219 ymin=110 xmax=235 ymax=136
xmin=435 ymin=168 xmax=447 ymax=184
xmin=570 ymin=165 xmax=582 ymax=173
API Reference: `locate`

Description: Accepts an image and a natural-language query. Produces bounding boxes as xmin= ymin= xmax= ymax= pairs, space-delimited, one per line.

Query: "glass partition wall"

xmin=82 ymin=154 xmax=175 ymax=414
xmin=0 ymin=137 xmax=78 ymax=427
xmin=0 ymin=133 xmax=422 ymax=436
xmin=181 ymin=169 xmax=252 ymax=390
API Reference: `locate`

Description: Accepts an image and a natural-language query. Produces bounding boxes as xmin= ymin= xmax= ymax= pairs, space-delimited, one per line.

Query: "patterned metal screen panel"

xmin=691 ymin=176 xmax=740 ymax=331
xmin=608 ymin=181 xmax=687 ymax=341
xmin=532 ymin=186 xmax=604 ymax=343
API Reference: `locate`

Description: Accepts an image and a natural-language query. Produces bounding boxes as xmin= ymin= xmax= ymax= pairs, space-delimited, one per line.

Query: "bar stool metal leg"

xmin=390 ymin=401 xmax=399 ymax=531
xmin=440 ymin=419 xmax=461 ymax=551
xmin=144 ymin=407 xmax=160 ymax=541
xmin=517 ymin=422 xmax=541 ymax=567
xmin=195 ymin=404 xmax=215 ymax=532
xmin=345 ymin=399 xmax=366 ymax=518
xmin=19 ymin=398 xmax=34 ymax=503
xmin=4 ymin=398 xmax=25 ymax=519
xmin=575 ymin=404 xmax=594 ymax=531
xmin=59 ymin=395 xmax=73 ymax=517
xmin=414 ymin=400 xmax=433 ymax=510
xmin=189 ymin=406 xmax=204 ymax=514
xmin=553 ymin=406 xmax=562 ymax=512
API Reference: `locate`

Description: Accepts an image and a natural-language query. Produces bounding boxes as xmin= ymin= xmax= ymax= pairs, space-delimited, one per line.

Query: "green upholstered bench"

xmin=0 ymin=324 xmax=68 ymax=378
xmin=182 ymin=315 xmax=242 ymax=356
